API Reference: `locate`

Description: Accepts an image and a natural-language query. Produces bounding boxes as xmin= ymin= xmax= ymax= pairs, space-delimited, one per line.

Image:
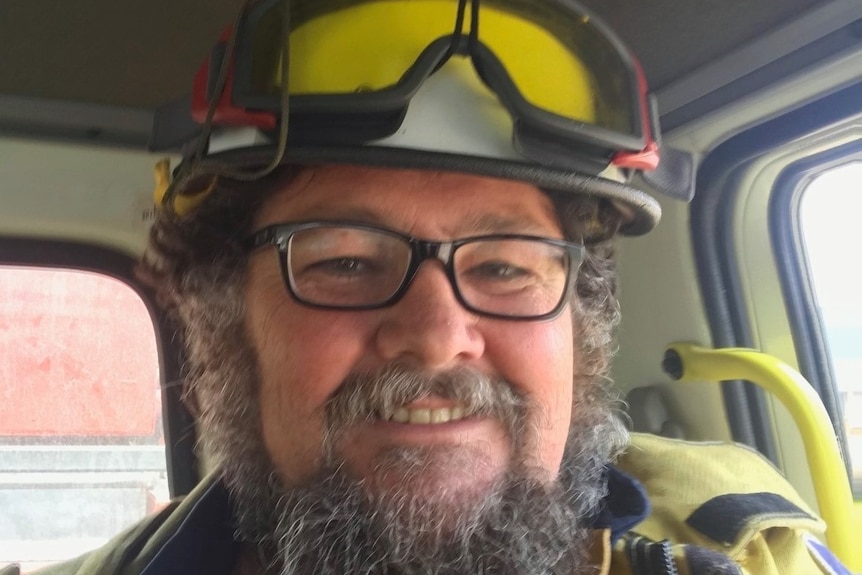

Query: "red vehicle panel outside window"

xmin=0 ymin=267 xmax=160 ymax=439
xmin=0 ymin=265 xmax=167 ymax=572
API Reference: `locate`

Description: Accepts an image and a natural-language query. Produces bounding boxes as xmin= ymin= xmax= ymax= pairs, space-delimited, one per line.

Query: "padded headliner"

xmin=0 ymin=0 xmax=824 ymax=109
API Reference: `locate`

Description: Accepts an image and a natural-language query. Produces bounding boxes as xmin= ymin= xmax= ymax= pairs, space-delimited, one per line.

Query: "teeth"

xmin=409 ymin=408 xmax=431 ymax=424
xmin=392 ymin=407 xmax=410 ymax=423
xmin=385 ymin=406 xmax=467 ymax=425
xmin=430 ymin=407 xmax=450 ymax=424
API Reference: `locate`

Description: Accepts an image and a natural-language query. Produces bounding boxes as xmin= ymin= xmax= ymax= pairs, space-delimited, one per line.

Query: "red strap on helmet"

xmin=190 ymin=29 xmax=278 ymax=130
xmin=612 ymin=58 xmax=660 ymax=171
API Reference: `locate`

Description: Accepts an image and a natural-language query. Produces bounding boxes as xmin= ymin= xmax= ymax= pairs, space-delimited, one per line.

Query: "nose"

xmin=374 ymin=262 xmax=485 ymax=369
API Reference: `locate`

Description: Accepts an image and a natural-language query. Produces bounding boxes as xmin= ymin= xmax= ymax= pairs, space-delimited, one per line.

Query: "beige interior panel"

xmin=0 ymin=137 xmax=165 ymax=256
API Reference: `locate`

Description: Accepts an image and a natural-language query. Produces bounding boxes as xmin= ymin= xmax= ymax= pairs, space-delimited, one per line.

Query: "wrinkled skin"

xmin=245 ymin=166 xmax=576 ymax=498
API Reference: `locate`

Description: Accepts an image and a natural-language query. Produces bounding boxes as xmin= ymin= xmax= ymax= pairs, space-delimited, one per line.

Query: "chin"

xmin=357 ymin=443 xmax=508 ymax=507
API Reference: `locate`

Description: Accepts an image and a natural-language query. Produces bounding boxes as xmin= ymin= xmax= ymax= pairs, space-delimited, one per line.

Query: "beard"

xmin=186 ymin=295 xmax=628 ymax=575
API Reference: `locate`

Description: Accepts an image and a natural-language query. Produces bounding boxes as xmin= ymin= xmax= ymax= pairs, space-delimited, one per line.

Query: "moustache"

xmin=324 ymin=363 xmax=530 ymax=443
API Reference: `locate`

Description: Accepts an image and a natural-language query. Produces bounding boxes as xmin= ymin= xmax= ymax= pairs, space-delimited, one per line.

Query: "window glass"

xmin=0 ymin=266 xmax=167 ymax=572
xmin=799 ymin=161 xmax=862 ymax=493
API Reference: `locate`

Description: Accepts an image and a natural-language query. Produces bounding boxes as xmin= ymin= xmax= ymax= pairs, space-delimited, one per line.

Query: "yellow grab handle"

xmin=664 ymin=343 xmax=859 ymax=572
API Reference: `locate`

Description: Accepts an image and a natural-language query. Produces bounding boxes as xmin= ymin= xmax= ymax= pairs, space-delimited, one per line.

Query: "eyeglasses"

xmin=244 ymin=221 xmax=585 ymax=320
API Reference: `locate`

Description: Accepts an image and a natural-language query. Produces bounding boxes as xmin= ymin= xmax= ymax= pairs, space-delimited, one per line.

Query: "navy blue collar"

xmin=593 ymin=466 xmax=651 ymax=544
xmin=140 ymin=479 xmax=238 ymax=575
xmin=141 ymin=466 xmax=649 ymax=575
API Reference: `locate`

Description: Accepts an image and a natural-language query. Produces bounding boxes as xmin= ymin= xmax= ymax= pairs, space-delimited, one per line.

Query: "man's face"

xmin=244 ymin=165 xmax=576 ymax=502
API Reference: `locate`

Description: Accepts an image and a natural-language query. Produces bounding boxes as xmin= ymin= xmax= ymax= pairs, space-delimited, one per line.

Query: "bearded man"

xmin=25 ymin=0 xmax=844 ymax=573
xmin=141 ymin=165 xmax=631 ymax=574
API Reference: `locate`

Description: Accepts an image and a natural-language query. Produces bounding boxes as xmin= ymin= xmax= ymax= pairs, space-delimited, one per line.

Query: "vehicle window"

xmin=799 ymin=161 xmax=862 ymax=494
xmin=0 ymin=266 xmax=167 ymax=572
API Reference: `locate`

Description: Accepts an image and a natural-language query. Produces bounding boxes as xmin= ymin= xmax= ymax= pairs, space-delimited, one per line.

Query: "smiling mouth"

xmin=379 ymin=405 xmax=468 ymax=425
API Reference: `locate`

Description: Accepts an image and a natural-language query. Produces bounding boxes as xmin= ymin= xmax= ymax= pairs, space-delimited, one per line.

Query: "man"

xmin=142 ymin=164 xmax=632 ymax=574
xmin=23 ymin=0 xmax=847 ymax=573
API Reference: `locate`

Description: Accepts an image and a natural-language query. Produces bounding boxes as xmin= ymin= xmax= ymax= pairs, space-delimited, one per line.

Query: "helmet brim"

xmin=202 ymin=144 xmax=661 ymax=236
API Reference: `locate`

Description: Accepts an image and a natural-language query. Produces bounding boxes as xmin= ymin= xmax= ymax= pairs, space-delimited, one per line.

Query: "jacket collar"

xmin=141 ymin=466 xmax=649 ymax=575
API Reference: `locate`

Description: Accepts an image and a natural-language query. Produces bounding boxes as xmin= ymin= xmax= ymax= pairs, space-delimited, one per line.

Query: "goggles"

xmin=152 ymin=0 xmax=695 ymax=234
xmin=192 ymin=0 xmax=659 ymax=173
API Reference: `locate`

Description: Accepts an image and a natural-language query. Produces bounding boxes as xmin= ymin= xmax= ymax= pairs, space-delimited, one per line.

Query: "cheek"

xmin=245 ymin=268 xmax=374 ymax=483
xmin=485 ymin=313 xmax=574 ymax=477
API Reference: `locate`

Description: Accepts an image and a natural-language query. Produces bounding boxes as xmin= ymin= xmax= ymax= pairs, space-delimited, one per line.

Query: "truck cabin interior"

xmin=1 ymin=0 xmax=861 ymax=571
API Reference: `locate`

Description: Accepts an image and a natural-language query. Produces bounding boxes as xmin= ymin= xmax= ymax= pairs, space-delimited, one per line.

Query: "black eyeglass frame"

xmin=244 ymin=221 xmax=586 ymax=321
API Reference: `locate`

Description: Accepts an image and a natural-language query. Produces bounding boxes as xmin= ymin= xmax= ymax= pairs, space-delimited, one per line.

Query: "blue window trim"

xmin=770 ymin=141 xmax=862 ymax=494
xmin=692 ymin=81 xmax=862 ymax=464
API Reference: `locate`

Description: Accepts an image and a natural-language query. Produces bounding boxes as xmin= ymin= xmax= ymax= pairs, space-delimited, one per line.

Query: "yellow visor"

xmin=233 ymin=0 xmax=644 ymax=141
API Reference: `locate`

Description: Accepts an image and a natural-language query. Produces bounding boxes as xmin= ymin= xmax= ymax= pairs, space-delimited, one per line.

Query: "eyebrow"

xmin=462 ymin=212 xmax=554 ymax=236
xmin=292 ymin=208 xmax=557 ymax=237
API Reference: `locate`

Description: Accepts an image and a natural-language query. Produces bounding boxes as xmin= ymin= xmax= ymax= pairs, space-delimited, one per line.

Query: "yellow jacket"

xmin=605 ymin=433 xmax=836 ymax=574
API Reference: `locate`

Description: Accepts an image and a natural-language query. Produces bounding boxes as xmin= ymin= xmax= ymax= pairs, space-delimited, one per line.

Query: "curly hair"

xmin=138 ymin=166 xmax=623 ymax=412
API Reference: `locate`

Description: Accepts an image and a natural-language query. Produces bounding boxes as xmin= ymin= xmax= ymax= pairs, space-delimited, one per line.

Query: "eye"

xmin=464 ymin=260 xmax=533 ymax=281
xmin=304 ymin=257 xmax=379 ymax=277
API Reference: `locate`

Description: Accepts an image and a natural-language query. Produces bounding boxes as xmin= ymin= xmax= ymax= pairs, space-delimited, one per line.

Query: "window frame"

xmin=770 ymin=140 xmax=862 ymax=494
xmin=691 ymin=81 xmax=862 ymax=467
xmin=0 ymin=237 xmax=198 ymax=497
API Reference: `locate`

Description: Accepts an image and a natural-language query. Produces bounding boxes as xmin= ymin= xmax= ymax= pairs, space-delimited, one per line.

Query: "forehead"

xmin=255 ymin=165 xmax=564 ymax=237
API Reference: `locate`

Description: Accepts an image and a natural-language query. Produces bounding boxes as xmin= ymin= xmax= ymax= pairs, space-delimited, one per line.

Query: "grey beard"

xmin=268 ymin=455 xmax=603 ymax=575
xmin=187 ymin=308 xmax=627 ymax=574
